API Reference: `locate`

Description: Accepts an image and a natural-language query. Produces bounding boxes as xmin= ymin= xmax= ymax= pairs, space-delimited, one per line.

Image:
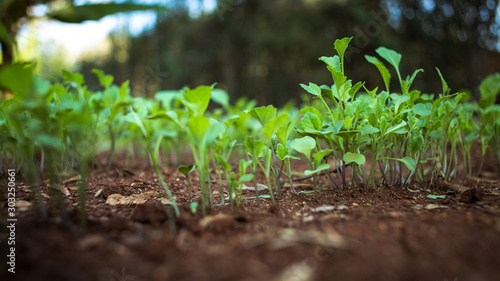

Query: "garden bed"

xmin=1 ymin=154 xmax=499 ymax=281
xmin=2 ymin=37 xmax=500 ymax=281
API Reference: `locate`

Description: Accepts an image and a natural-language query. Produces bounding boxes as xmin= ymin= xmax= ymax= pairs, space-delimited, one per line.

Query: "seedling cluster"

xmin=1 ymin=37 xmax=499 ymax=226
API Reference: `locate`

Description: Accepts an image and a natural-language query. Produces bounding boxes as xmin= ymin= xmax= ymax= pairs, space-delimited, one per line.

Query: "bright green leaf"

xmin=211 ymin=88 xmax=230 ymax=108
xmin=365 ymin=55 xmax=391 ymax=92
xmin=263 ymin=112 xmax=289 ymax=140
xmin=300 ymin=83 xmax=322 ymax=96
xmin=92 ymin=68 xmax=113 ymax=89
xmin=247 ymin=105 xmax=277 ymax=126
xmin=343 ymin=152 xmax=365 ymax=165
xmin=290 ymin=136 xmax=316 ymax=160
xmin=304 ymin=163 xmax=331 ymax=176
xmin=479 ymin=73 xmax=500 ymax=108
xmin=376 ymin=47 xmax=401 ymax=73
xmin=178 ymin=164 xmax=195 ymax=175
xmin=183 ymin=85 xmax=214 ymax=116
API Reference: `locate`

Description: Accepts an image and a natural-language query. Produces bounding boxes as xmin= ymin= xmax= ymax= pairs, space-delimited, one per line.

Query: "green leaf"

xmin=155 ymin=90 xmax=182 ymax=110
xmin=187 ymin=116 xmax=210 ymax=144
xmin=360 ymin=125 xmax=380 ymax=135
xmin=304 ymin=163 xmax=331 ymax=176
xmin=263 ymin=112 xmax=289 ymax=140
xmin=427 ymin=195 xmax=446 ymax=199
xmin=183 ymin=85 xmax=214 ymax=116
xmin=0 ymin=63 xmax=34 ymax=95
xmin=299 ymin=106 xmax=323 ymax=124
xmin=62 ymin=69 xmax=84 ymax=87
xmin=190 ymin=202 xmax=199 ymax=214
xmin=277 ymin=143 xmax=301 ymax=161
xmin=429 ymin=130 xmax=443 ymax=139
xmin=403 ymin=69 xmax=423 ymax=93
xmin=390 ymin=93 xmax=410 ymax=113
xmin=147 ymin=111 xmax=184 ymax=129
xmin=384 ymin=120 xmax=407 ymax=136
xmin=245 ymin=136 xmax=265 ymax=158
xmin=334 ymin=37 xmax=353 ymax=68
xmin=276 ymin=143 xmax=287 ymax=160
xmin=348 ymin=81 xmax=364 ymax=99
xmin=380 ymin=157 xmax=416 ymax=172
xmin=336 ymin=129 xmax=360 ymax=141
xmin=276 ymin=120 xmax=295 ymax=145
xmin=290 ymin=136 xmax=316 ymax=160
xmin=48 ymin=3 xmax=168 ymax=23
xmin=211 ymin=88 xmax=230 ymax=108
xmin=365 ymin=55 xmax=391 ymax=92
xmin=376 ymin=47 xmax=401 ymax=74
xmin=343 ymin=152 xmax=365 ymax=165
xmin=479 ymin=73 xmax=500 ymax=108
xmin=300 ymin=112 xmax=322 ymax=133
xmin=247 ymin=105 xmax=277 ymax=126
xmin=92 ymin=68 xmax=113 ymax=89
xmin=399 ymin=157 xmax=417 ymax=172
xmin=37 ymin=134 xmax=64 ymax=150
xmin=239 ymin=159 xmax=252 ymax=174
xmin=124 ymin=107 xmax=147 ymax=138
xmin=330 ymin=67 xmax=347 ymax=93
xmin=119 ymin=80 xmax=130 ymax=99
xmin=465 ymin=133 xmax=479 ymax=143
xmin=300 ymin=83 xmax=322 ymax=96
xmin=413 ymin=103 xmax=431 ymax=116
xmin=243 ymin=194 xmax=272 ymax=200
xmin=435 ymin=67 xmax=450 ymax=95
xmin=320 ymin=86 xmax=334 ymax=100
xmin=410 ymin=135 xmax=424 ymax=154
xmin=313 ymin=149 xmax=332 ymax=166
xmin=178 ymin=164 xmax=195 ymax=176
xmin=319 ymin=56 xmax=341 ymax=71
xmin=224 ymin=115 xmax=240 ymax=128
xmin=239 ymin=174 xmax=254 ymax=183
xmin=205 ymin=119 xmax=225 ymax=145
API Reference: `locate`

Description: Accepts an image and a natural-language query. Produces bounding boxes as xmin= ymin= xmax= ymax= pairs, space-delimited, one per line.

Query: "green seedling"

xmin=149 ymin=84 xmax=225 ymax=216
xmin=291 ymin=136 xmax=322 ymax=198
xmin=125 ymin=105 xmax=179 ymax=235
xmin=212 ymin=112 xmax=239 ymax=207
xmin=232 ymin=159 xmax=254 ymax=207
xmin=476 ymin=73 xmax=500 ymax=174
xmin=276 ymin=121 xmax=300 ymax=193
xmin=190 ymin=202 xmax=199 ymax=214
xmin=178 ymin=164 xmax=195 ymax=202
xmin=247 ymin=105 xmax=290 ymax=199
xmin=90 ymin=69 xmax=131 ymax=168
xmin=244 ymin=135 xmax=269 ymax=206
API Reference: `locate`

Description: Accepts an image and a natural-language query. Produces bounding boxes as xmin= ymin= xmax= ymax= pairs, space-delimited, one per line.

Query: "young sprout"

xmin=291 ymin=136 xmax=322 ymax=198
xmin=178 ymin=164 xmax=195 ymax=202
xmin=244 ymin=136 xmax=270 ymax=206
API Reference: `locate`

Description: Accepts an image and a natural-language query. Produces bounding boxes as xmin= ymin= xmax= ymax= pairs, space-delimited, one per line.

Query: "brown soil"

xmin=1 ymin=156 xmax=500 ymax=281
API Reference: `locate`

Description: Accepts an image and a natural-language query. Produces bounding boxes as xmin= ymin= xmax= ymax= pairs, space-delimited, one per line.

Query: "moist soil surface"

xmin=1 ymin=156 xmax=500 ymax=281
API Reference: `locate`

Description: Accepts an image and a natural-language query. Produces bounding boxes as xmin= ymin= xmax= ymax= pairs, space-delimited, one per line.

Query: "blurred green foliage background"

xmin=4 ymin=0 xmax=500 ymax=106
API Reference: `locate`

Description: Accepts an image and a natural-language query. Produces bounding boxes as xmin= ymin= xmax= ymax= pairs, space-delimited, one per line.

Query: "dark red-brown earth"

xmin=1 ymin=152 xmax=499 ymax=281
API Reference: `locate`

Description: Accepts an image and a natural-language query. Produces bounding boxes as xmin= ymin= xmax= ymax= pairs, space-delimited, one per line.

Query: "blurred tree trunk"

xmin=1 ymin=39 xmax=13 ymax=64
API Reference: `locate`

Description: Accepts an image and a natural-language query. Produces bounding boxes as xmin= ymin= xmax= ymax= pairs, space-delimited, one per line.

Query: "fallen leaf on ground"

xmin=105 ymin=191 xmax=158 ymax=205
xmin=63 ymin=175 xmax=81 ymax=184
xmin=199 ymin=213 xmax=232 ymax=228
xmin=248 ymin=227 xmax=347 ymax=250
xmin=425 ymin=204 xmax=448 ymax=210
xmin=241 ymin=183 xmax=268 ymax=191
xmin=311 ymin=205 xmax=335 ymax=213
xmin=47 ymin=183 xmax=70 ymax=196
